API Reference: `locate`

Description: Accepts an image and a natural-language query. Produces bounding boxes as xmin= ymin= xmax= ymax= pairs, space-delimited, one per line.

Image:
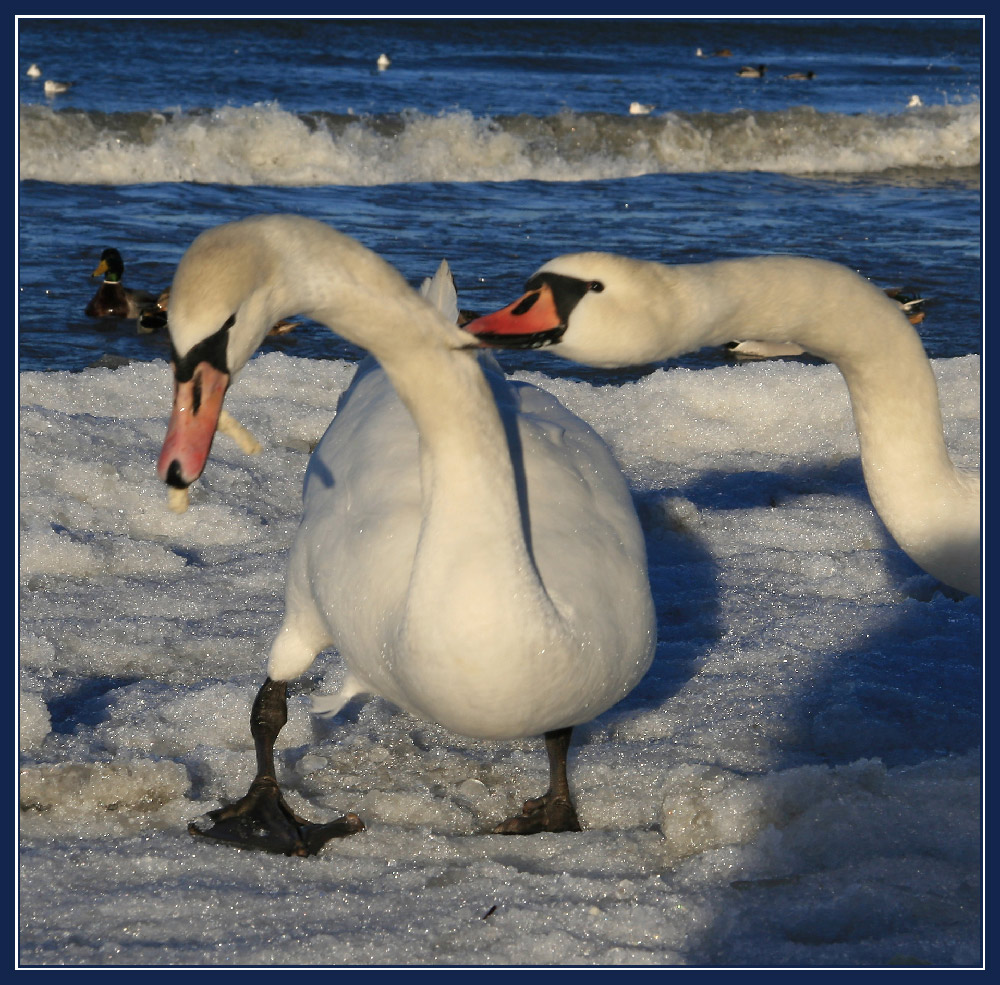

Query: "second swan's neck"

xmin=648 ymin=255 xmax=978 ymax=592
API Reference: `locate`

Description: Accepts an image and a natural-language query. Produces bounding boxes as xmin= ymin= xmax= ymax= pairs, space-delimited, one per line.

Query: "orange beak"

xmin=157 ymin=362 xmax=230 ymax=488
xmin=463 ymin=282 xmax=566 ymax=349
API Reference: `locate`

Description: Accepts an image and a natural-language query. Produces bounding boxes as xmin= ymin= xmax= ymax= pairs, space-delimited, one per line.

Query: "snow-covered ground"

xmin=18 ymin=350 xmax=981 ymax=967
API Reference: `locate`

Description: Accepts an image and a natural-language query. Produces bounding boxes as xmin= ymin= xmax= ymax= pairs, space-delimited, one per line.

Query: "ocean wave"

xmin=18 ymin=101 xmax=980 ymax=187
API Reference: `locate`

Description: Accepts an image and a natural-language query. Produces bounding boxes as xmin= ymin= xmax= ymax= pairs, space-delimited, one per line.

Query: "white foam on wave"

xmin=18 ymin=101 xmax=981 ymax=187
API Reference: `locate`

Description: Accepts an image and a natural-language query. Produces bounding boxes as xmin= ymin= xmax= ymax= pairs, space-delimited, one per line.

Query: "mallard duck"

xmin=736 ymin=64 xmax=766 ymax=78
xmin=85 ymin=248 xmax=159 ymax=321
xmin=783 ymin=71 xmax=815 ymax=80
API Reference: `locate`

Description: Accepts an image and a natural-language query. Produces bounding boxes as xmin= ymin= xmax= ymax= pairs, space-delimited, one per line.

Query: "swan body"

xmin=465 ymin=253 xmax=980 ymax=597
xmin=377 ymin=53 xmax=391 ymax=70
xmin=43 ymin=79 xmax=73 ymax=95
xmin=629 ymin=102 xmax=655 ymax=115
xmin=157 ymin=215 xmax=655 ymax=846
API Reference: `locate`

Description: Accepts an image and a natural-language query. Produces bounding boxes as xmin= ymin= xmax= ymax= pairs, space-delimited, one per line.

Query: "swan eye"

xmin=587 ymin=281 xmax=604 ymax=293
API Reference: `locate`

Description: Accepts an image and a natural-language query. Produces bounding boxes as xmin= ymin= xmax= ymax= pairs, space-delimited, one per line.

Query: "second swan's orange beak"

xmin=157 ymin=362 xmax=230 ymax=488
xmin=463 ymin=282 xmax=567 ymax=350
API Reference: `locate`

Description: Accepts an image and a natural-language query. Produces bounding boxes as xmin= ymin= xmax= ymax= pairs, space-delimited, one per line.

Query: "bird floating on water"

xmin=783 ymin=70 xmax=815 ymax=80
xmin=628 ymin=101 xmax=655 ymax=115
xmin=737 ymin=64 xmax=766 ymax=78
xmin=377 ymin=53 xmax=391 ymax=70
xmin=26 ymin=63 xmax=41 ymax=78
xmin=43 ymin=79 xmax=73 ymax=96
xmin=84 ymin=248 xmax=159 ymax=323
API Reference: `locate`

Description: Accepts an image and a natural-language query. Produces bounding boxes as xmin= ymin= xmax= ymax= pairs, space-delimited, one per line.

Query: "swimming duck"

xmin=628 ymin=102 xmax=655 ymax=115
xmin=783 ymin=70 xmax=815 ymax=80
xmin=26 ymin=63 xmax=41 ymax=78
xmin=736 ymin=65 xmax=766 ymax=78
xmin=377 ymin=53 xmax=391 ymax=70
xmin=85 ymin=248 xmax=159 ymax=321
xmin=465 ymin=254 xmax=979 ymax=597
xmin=157 ymin=215 xmax=656 ymax=854
xmin=43 ymin=79 xmax=73 ymax=96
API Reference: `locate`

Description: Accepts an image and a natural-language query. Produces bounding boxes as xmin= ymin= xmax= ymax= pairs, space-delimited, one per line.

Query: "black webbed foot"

xmin=491 ymin=726 xmax=582 ymax=835
xmin=492 ymin=791 xmax=582 ymax=835
xmin=189 ymin=775 xmax=364 ymax=856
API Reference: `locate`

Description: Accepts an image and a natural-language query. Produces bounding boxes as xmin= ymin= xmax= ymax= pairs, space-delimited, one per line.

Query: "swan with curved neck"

xmin=465 ymin=253 xmax=980 ymax=597
xmin=156 ymin=216 xmax=656 ymax=854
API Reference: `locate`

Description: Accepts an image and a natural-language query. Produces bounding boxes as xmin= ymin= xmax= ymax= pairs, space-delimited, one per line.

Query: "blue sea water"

xmin=17 ymin=16 xmax=982 ymax=377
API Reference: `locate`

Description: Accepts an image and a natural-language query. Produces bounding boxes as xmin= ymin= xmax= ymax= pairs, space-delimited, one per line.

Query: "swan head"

xmin=465 ymin=253 xmax=691 ymax=368
xmin=157 ymin=214 xmax=479 ymax=491
xmin=156 ymin=220 xmax=291 ymax=490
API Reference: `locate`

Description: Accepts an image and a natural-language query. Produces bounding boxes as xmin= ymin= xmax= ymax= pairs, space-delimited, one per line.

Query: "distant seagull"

xmin=737 ymin=64 xmax=766 ymax=78
xmin=628 ymin=101 xmax=655 ymax=115
xmin=783 ymin=70 xmax=815 ymax=80
xmin=376 ymin=53 xmax=391 ymax=71
xmin=696 ymin=47 xmax=705 ymax=57
xmin=26 ymin=63 xmax=41 ymax=78
xmin=43 ymin=79 xmax=73 ymax=96
xmin=908 ymin=94 xmax=923 ymax=108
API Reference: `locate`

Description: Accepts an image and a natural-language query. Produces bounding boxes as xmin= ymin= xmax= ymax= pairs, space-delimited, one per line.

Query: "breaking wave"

xmin=19 ymin=100 xmax=980 ymax=187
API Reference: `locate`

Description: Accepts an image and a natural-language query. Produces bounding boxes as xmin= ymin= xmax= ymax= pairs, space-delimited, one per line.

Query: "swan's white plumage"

xmin=167 ymin=216 xmax=655 ymax=742
xmin=473 ymin=252 xmax=981 ymax=597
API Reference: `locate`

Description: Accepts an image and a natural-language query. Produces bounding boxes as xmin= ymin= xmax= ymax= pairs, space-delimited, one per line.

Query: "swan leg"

xmin=493 ymin=727 xmax=582 ymax=835
xmin=188 ymin=678 xmax=364 ymax=856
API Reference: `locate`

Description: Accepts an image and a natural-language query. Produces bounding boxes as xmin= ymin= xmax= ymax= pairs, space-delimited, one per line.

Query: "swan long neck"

xmin=262 ymin=218 xmax=564 ymax=649
xmin=667 ymin=256 xmax=951 ymax=487
xmin=642 ymin=255 xmax=977 ymax=591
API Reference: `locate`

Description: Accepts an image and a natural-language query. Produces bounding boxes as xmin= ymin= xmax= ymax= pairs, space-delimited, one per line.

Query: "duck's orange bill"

xmin=463 ymin=282 xmax=561 ymax=341
xmin=157 ymin=362 xmax=230 ymax=488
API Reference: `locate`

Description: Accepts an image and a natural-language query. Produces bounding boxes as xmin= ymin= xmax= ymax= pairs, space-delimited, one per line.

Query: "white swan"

xmin=464 ymin=253 xmax=980 ymax=597
xmin=156 ymin=215 xmax=656 ymax=854
xmin=728 ymin=288 xmax=927 ymax=360
xmin=629 ymin=102 xmax=655 ymax=115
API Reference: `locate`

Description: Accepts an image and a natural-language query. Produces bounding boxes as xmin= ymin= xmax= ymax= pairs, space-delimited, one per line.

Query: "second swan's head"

xmin=464 ymin=252 xmax=689 ymax=369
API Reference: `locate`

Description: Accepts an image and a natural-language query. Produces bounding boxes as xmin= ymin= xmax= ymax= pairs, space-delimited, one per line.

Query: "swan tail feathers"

xmin=311 ymin=673 xmax=368 ymax=718
xmin=420 ymin=259 xmax=460 ymax=325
